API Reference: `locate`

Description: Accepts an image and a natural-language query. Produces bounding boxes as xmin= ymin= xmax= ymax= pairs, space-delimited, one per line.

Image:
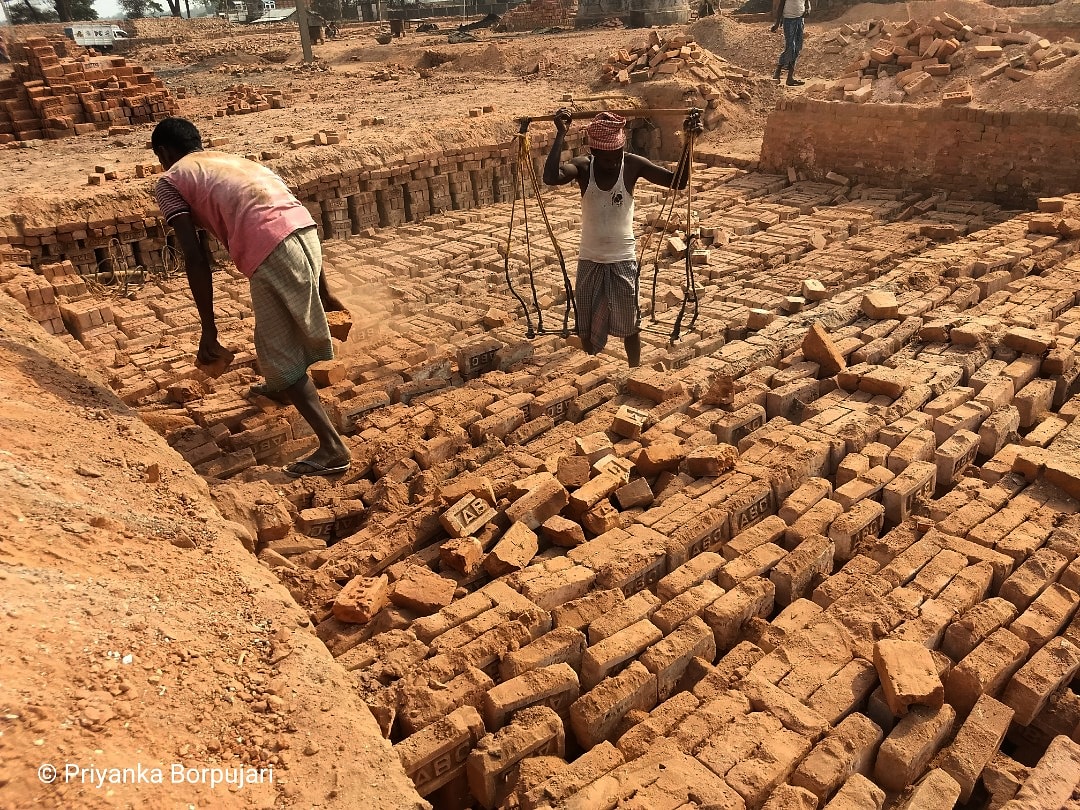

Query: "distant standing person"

xmin=150 ymin=116 xmax=352 ymax=478
xmin=543 ymin=111 xmax=693 ymax=368
xmin=771 ymin=0 xmax=810 ymax=86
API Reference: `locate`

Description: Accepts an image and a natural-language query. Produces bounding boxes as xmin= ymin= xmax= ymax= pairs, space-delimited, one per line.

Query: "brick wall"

xmin=0 ymin=127 xmax=604 ymax=272
xmin=759 ymin=99 xmax=1080 ymax=208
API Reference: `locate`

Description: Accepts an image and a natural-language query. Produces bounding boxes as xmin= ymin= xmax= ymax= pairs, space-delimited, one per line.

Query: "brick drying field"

xmin=6 ymin=146 xmax=1080 ymax=808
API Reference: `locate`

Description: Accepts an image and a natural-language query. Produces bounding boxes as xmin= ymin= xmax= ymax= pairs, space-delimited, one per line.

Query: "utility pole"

xmin=295 ymin=0 xmax=313 ymax=63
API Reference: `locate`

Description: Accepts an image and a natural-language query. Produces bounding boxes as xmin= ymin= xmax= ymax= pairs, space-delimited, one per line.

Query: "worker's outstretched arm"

xmin=633 ymin=155 xmax=690 ymax=190
xmin=543 ymin=108 xmax=579 ymax=186
xmin=170 ymin=213 xmax=226 ymax=364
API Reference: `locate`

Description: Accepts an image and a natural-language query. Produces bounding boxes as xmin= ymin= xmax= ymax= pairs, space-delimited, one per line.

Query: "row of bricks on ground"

xmin=10 ymin=203 xmax=1080 ymax=427
xmin=331 ymin=462 xmax=1080 ymax=808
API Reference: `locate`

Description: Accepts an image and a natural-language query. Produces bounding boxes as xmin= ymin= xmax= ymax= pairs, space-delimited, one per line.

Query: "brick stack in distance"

xmin=0 ymin=36 xmax=179 ymax=143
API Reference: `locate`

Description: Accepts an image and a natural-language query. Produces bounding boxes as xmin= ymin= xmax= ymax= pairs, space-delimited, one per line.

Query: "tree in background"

xmin=8 ymin=0 xmax=97 ymax=22
xmin=119 ymin=0 xmax=166 ymax=17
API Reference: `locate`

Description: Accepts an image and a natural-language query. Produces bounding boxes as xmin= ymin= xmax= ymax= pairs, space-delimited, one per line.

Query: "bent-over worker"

xmin=150 ymin=116 xmax=351 ymax=478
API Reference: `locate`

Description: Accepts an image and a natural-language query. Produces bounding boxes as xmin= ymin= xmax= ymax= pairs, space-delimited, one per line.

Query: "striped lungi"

xmin=249 ymin=226 xmax=333 ymax=392
xmin=574 ymin=258 xmax=640 ymax=352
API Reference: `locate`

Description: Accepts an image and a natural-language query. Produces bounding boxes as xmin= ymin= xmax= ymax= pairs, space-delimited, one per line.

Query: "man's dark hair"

xmin=151 ymin=117 xmax=203 ymax=155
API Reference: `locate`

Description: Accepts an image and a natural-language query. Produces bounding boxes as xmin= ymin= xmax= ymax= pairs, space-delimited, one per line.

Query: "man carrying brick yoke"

xmin=150 ymin=116 xmax=351 ymax=478
xmin=771 ymin=0 xmax=810 ymax=86
xmin=544 ymin=110 xmax=690 ymax=368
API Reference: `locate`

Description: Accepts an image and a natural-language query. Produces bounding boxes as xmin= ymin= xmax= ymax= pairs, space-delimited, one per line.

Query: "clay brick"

xmin=593 ymin=453 xmax=634 ymax=484
xmin=1001 ymin=636 xmax=1080 ymax=725
xmin=718 ymin=542 xmax=787 ymax=589
xmin=581 ymin=618 xmax=663 ymax=690
xmin=441 ymin=493 xmax=497 ymax=538
xmin=999 ymin=548 xmax=1069 ymax=612
xmin=725 ymin=514 xmax=787 ymax=560
xmin=500 ymin=627 xmax=586 ymax=680
xmin=935 ymin=429 xmax=979 ymax=487
xmin=588 ymin=590 xmax=661 ymax=644
xmin=771 ymin=534 xmax=834 ymax=606
xmin=389 ymin=567 xmax=456 ymax=615
xmin=943 ymin=594 xmax=1015 ymax=666
xmin=541 ymin=514 xmax=586 ymax=548
xmin=874 ymin=639 xmax=944 ymax=717
xmin=696 ymin=706 xmax=782 ymax=777
xmin=1009 ymin=583 xmax=1080 ymax=652
xmin=704 ymin=577 xmax=775 ymax=651
xmin=895 ymin=769 xmax=961 ymax=809
xmin=556 ymin=455 xmax=592 ymax=488
xmin=519 ymin=563 xmax=597 ymax=611
xmin=505 ymin=473 xmax=569 ymax=530
xmin=780 ymin=477 xmax=834 ymax=524
xmin=552 ymin=589 xmax=623 ymax=631
xmin=803 ymin=322 xmax=846 ymax=376
xmin=614 ymin=476 xmax=654 ymax=509
xmin=333 ymin=574 xmax=389 ymax=624
xmin=652 ymin=580 xmax=726 ymax=635
xmin=636 ymin=441 xmax=688 ymax=476
xmin=521 ymin=741 xmax=624 ymax=809
xmin=467 ymin=706 xmax=564 ymax=809
xmin=786 ymin=498 xmax=844 ymax=549
xmin=568 ymin=472 xmax=621 ymax=514
xmin=482 ymin=663 xmax=580 ymax=730
xmin=807 ymin=658 xmax=879 ymax=725
xmin=763 ymin=784 xmax=818 ymax=810
xmin=862 ymin=291 xmax=899 ymax=319
xmin=824 ymin=773 xmax=884 ymax=809
xmin=873 ymin=703 xmax=955 ymax=792
xmin=484 ymin=521 xmax=539 ymax=577
xmin=611 ymin=404 xmax=651 ymax=439
xmin=657 ymin=551 xmax=725 ymax=601
xmin=685 ymin=443 xmax=739 ymax=476
xmin=1000 ymin=735 xmax=1080 ymax=810
xmin=615 ymin=692 xmax=699 ymax=760
xmin=882 ymin=461 xmax=936 ymax=524
xmin=569 ymin=661 xmax=657 ymax=749
xmin=726 ymin=725 xmax=813 ymax=808
xmin=945 ymin=628 xmax=1029 ymax=715
xmin=639 ymin=615 xmax=716 ymax=701
xmin=395 ymin=705 xmax=486 ymax=796
xmin=399 ymin=665 xmax=495 ymax=735
xmin=829 ymin=500 xmax=885 ymax=562
xmin=742 ymin=675 xmax=831 ymax=740
xmin=790 ymin=711 xmax=882 ymax=803
xmin=936 ymin=693 xmax=1013 ymax=802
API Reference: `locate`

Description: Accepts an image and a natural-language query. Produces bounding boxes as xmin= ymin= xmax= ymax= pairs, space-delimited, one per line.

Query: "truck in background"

xmin=63 ymin=24 xmax=129 ymax=51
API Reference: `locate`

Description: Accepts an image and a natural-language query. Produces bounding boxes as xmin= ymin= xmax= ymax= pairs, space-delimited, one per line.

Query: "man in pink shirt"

xmin=151 ymin=116 xmax=350 ymax=478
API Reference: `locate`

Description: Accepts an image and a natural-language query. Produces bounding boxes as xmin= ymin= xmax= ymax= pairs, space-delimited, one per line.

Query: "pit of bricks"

xmin=3 ymin=10 xmax=1080 ymax=810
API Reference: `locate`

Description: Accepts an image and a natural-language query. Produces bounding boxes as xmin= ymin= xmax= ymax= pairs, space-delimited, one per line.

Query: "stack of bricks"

xmin=601 ymin=31 xmax=750 ymax=128
xmin=9 ymin=133 xmax=1080 ymax=805
xmin=0 ymin=37 xmax=178 ymax=143
xmin=497 ymin=0 xmax=575 ymax=32
xmin=215 ymin=83 xmax=288 ymax=117
xmin=821 ymin=13 xmax=1076 ymax=103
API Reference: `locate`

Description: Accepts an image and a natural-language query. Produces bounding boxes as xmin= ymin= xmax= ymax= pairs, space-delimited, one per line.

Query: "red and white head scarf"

xmin=586 ymin=112 xmax=626 ymax=151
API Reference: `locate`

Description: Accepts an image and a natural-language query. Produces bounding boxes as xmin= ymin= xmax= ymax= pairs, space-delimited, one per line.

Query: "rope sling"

xmin=504 ymin=108 xmax=703 ymax=344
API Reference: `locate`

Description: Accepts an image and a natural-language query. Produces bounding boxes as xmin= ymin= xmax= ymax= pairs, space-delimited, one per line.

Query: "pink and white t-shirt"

xmin=154 ymin=151 xmax=316 ymax=278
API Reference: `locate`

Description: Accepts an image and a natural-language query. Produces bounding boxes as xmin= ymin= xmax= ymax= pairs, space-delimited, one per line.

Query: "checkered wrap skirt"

xmin=574 ymin=258 xmax=641 ymax=352
xmin=249 ymin=226 xmax=333 ymax=392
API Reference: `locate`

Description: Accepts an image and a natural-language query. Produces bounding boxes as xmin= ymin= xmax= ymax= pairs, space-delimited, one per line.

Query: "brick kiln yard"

xmin=2 ymin=4 xmax=1080 ymax=810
